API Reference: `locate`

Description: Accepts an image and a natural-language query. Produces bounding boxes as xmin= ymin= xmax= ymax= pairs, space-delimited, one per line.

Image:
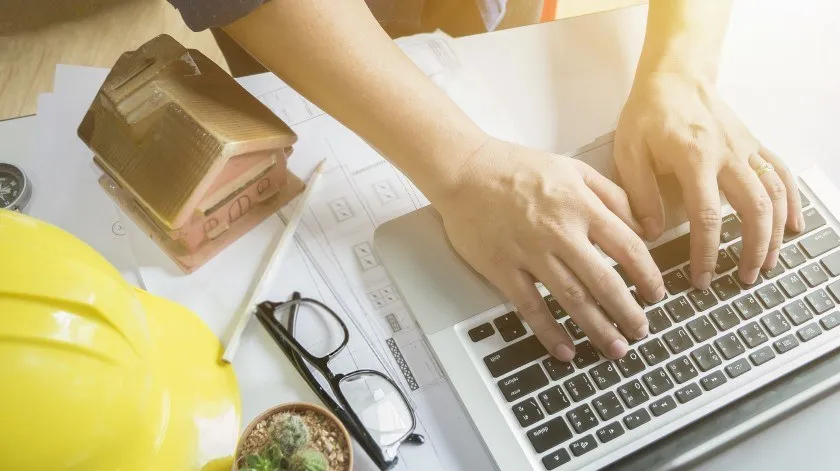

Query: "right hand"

xmin=434 ymin=138 xmax=666 ymax=361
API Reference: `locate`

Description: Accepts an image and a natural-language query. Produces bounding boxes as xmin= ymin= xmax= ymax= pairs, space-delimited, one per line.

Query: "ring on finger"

xmin=753 ymin=162 xmax=775 ymax=178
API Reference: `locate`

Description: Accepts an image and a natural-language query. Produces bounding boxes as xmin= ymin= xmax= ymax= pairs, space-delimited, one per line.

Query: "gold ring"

xmin=754 ymin=162 xmax=775 ymax=178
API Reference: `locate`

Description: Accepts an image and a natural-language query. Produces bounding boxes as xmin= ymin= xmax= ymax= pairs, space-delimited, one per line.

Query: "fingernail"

xmin=632 ymin=324 xmax=649 ymax=340
xmin=654 ymin=285 xmax=666 ymax=302
xmin=554 ymin=344 xmax=575 ymax=362
xmin=607 ymin=338 xmax=629 ymax=359
xmin=741 ymin=268 xmax=760 ymax=285
xmin=797 ymin=214 xmax=806 ymax=232
xmin=641 ymin=217 xmax=661 ymax=241
xmin=764 ymin=250 xmax=780 ymax=270
xmin=696 ymin=272 xmax=712 ymax=290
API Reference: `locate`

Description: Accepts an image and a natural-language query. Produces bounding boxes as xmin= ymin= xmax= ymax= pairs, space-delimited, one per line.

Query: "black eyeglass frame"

xmin=255 ymin=292 xmax=424 ymax=470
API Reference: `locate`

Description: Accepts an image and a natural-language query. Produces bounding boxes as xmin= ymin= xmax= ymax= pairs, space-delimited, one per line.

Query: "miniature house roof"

xmin=78 ymin=34 xmax=297 ymax=231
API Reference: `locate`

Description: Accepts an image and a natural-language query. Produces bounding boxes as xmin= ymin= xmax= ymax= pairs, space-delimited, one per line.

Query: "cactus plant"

xmin=271 ymin=413 xmax=310 ymax=457
xmin=288 ymin=448 xmax=328 ymax=471
xmin=240 ymin=453 xmax=279 ymax=471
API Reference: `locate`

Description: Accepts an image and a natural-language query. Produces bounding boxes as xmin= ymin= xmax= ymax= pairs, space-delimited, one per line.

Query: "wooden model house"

xmin=78 ymin=34 xmax=304 ymax=272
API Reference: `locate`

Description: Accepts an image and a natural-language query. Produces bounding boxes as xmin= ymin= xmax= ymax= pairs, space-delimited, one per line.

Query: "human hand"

xmin=615 ymin=71 xmax=804 ymax=289
xmin=434 ymin=138 xmax=666 ymax=361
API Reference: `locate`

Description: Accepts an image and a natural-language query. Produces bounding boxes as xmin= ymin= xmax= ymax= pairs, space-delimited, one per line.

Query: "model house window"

xmin=229 ymin=195 xmax=252 ymax=222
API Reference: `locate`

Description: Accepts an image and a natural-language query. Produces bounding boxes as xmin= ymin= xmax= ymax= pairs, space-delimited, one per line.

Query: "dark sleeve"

xmin=167 ymin=0 xmax=269 ymax=32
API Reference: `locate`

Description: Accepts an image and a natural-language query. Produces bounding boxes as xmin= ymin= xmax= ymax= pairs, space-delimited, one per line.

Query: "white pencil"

xmin=222 ymin=160 xmax=326 ymax=363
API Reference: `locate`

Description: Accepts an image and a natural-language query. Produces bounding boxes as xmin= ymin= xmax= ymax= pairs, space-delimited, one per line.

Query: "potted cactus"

xmin=234 ymin=403 xmax=352 ymax=471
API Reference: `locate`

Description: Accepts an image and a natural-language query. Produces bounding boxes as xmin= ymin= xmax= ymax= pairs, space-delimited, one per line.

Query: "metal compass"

xmin=0 ymin=163 xmax=32 ymax=212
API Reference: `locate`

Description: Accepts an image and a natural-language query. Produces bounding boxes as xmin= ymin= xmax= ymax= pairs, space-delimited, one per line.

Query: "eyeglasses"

xmin=255 ymin=292 xmax=425 ymax=470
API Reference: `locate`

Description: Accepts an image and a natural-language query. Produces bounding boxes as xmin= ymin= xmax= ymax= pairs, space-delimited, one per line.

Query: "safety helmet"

xmin=0 ymin=209 xmax=241 ymax=470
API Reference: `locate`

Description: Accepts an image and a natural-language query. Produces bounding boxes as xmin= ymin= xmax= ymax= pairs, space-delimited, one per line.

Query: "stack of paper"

xmin=23 ymin=32 xmax=510 ymax=470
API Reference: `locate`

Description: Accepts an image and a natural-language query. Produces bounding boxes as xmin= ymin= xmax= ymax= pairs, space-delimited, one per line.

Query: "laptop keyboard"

xmin=468 ymin=195 xmax=840 ymax=470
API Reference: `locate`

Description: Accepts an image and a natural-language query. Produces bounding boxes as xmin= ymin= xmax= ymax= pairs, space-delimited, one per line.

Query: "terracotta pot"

xmin=232 ymin=402 xmax=353 ymax=471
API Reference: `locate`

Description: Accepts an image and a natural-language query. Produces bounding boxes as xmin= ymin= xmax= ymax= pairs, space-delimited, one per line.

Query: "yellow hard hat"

xmin=0 ymin=209 xmax=241 ymax=470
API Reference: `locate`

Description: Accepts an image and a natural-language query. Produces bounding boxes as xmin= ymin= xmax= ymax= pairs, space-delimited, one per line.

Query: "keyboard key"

xmin=675 ymin=383 xmax=703 ymax=404
xmin=778 ymin=273 xmax=808 ymax=298
xmin=539 ymin=385 xmax=572 ymax=415
xmin=734 ymin=294 xmax=763 ymax=319
xmin=829 ymin=280 xmax=840 ymax=303
xmin=729 ymin=240 xmax=744 ymax=262
xmin=544 ymin=294 xmax=567 ymax=319
xmin=665 ymin=296 xmax=696 ymax=323
xmin=750 ymin=346 xmax=776 ymax=366
xmin=716 ymin=250 xmax=738 ymax=274
xmin=592 ymin=391 xmax=625 ymax=421
xmin=688 ymin=289 xmax=718 ymax=311
xmin=700 ymin=371 xmax=728 ymax=391
xmin=691 ymin=345 xmax=723 ymax=372
xmin=715 ymin=332 xmax=747 ymax=359
xmin=783 ymin=300 xmax=813 ymax=326
xmin=806 ymin=289 xmax=835 ymax=314
xmin=773 ymin=334 xmax=800 ymax=354
xmin=663 ymin=327 xmax=694 ymax=354
xmin=643 ymin=367 xmax=674 ymax=396
xmin=513 ymin=398 xmax=544 ymax=427
xmin=711 ymin=275 xmax=741 ymax=301
xmin=542 ymin=449 xmax=571 ymax=470
xmin=527 ymin=417 xmax=573 ymax=453
xmin=784 ymin=207 xmax=826 ymax=243
xmin=565 ymin=318 xmax=585 ymax=340
xmin=639 ymin=338 xmax=671 ymax=366
xmin=566 ymin=404 xmax=599 ymax=433
xmin=570 ymin=434 xmax=598 ymax=456
xmin=615 ymin=350 xmax=646 ymax=378
xmin=647 ymin=307 xmax=672 ymax=334
xmin=498 ymin=364 xmax=549 ymax=402
xmin=800 ymin=191 xmax=811 ymax=207
xmin=756 ymin=284 xmax=785 ymax=309
xmin=632 ymin=290 xmax=648 ymax=308
xmin=617 ymin=379 xmax=650 ymax=408
xmin=649 ymin=395 xmax=678 ymax=417
xmin=468 ymin=323 xmax=495 ymax=342
xmin=779 ymin=245 xmax=807 ymax=269
xmin=650 ymin=232 xmax=691 ymax=273
xmin=686 ymin=315 xmax=718 ymax=343
xmin=711 ymin=305 xmax=741 ymax=331
xmin=543 ymin=357 xmax=575 ymax=381
xmin=797 ymin=323 xmax=823 ymax=342
xmin=821 ymin=251 xmax=840 ymax=277
xmin=589 ymin=362 xmax=621 ymax=390
xmin=761 ymin=311 xmax=791 ymax=337
xmin=726 ymin=358 xmax=752 ymax=378
xmin=666 ymin=356 xmax=699 ymax=384
xmin=762 ymin=262 xmax=786 ymax=280
xmin=800 ymin=228 xmax=840 ymax=258
xmin=800 ymin=263 xmax=830 ymax=287
xmin=623 ymin=408 xmax=652 ymax=430
xmin=596 ymin=422 xmax=625 ymax=444
xmin=573 ymin=341 xmax=601 ymax=369
xmin=564 ymin=373 xmax=597 ymax=402
xmin=737 ymin=322 xmax=769 ymax=348
xmin=720 ymin=214 xmax=742 ymax=243
xmin=494 ymin=312 xmax=526 ymax=342
xmin=663 ymin=269 xmax=692 ymax=295
xmin=484 ymin=336 xmax=548 ymax=377
xmin=820 ymin=311 xmax=840 ymax=330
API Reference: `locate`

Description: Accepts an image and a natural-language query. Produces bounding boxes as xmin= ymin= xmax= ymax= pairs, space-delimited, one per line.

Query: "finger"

xmin=589 ymin=205 xmax=665 ymax=304
xmin=539 ymin=257 xmax=631 ymax=360
xmin=573 ymin=160 xmax=645 ymax=237
xmin=499 ymin=269 xmax=576 ymax=361
xmin=614 ymin=139 xmax=665 ymax=241
xmin=760 ymin=147 xmax=804 ymax=232
xmin=719 ymin=162 xmax=773 ymax=284
xmin=678 ymin=165 xmax=722 ymax=290
xmin=556 ymin=233 xmax=649 ymax=344
xmin=748 ymin=154 xmax=787 ymax=270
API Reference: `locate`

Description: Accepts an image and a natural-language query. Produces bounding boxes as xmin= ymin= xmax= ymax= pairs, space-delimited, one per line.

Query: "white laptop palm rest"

xmin=373 ymin=136 xmax=840 ymax=470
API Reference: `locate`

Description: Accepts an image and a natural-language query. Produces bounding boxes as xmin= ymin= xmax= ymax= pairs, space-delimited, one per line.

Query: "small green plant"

xmin=240 ymin=412 xmax=329 ymax=471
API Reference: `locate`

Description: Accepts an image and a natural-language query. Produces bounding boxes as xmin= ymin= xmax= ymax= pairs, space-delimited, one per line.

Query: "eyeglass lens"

xmin=284 ymin=300 xmax=346 ymax=358
xmin=339 ymin=372 xmax=413 ymax=448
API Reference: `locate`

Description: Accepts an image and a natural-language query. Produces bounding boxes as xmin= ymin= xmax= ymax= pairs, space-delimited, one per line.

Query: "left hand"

xmin=614 ymin=70 xmax=804 ymax=289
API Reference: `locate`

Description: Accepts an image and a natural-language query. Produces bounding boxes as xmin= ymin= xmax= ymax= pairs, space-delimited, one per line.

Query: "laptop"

xmin=373 ymin=133 xmax=840 ymax=470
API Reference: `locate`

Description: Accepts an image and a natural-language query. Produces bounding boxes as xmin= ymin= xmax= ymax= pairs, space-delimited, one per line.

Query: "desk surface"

xmin=2 ymin=1 xmax=839 ymax=469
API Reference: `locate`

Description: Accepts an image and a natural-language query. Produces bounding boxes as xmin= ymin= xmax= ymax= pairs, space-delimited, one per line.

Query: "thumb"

xmin=615 ymin=140 xmax=664 ymax=241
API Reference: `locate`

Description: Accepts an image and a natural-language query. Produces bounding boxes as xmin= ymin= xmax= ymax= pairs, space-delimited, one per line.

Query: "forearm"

xmin=637 ymin=0 xmax=733 ymax=81
xmin=224 ymin=0 xmax=487 ymax=201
